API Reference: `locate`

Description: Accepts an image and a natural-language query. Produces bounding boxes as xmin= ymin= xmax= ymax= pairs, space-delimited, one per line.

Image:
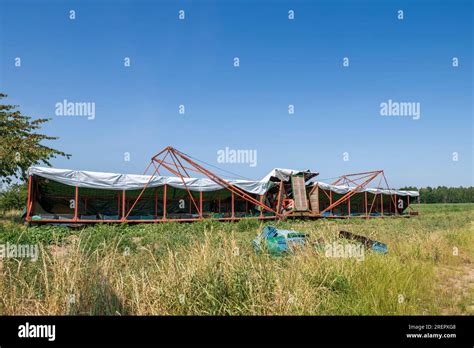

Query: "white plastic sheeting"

xmin=28 ymin=166 xmax=419 ymax=197
xmin=260 ymin=168 xmax=318 ymax=182
xmin=28 ymin=166 xmax=272 ymax=195
xmin=314 ymin=181 xmax=419 ymax=197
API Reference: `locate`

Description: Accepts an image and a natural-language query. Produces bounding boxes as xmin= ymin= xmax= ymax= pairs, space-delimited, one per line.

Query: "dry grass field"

xmin=0 ymin=204 xmax=472 ymax=315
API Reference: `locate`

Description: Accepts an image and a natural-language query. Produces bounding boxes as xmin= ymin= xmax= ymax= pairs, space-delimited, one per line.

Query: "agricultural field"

xmin=0 ymin=204 xmax=472 ymax=315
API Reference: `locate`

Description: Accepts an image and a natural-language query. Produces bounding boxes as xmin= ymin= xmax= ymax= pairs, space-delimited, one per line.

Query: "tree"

xmin=0 ymin=183 xmax=28 ymax=214
xmin=0 ymin=93 xmax=70 ymax=183
xmin=400 ymin=186 xmax=474 ymax=203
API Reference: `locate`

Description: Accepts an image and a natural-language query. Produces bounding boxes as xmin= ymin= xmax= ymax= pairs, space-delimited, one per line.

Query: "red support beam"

xmin=163 ymin=184 xmax=167 ymax=220
xmin=381 ymin=193 xmax=384 ymax=215
xmin=154 ymin=160 xmax=200 ymax=214
xmin=320 ymin=171 xmax=380 ymax=215
xmin=125 ymin=162 xmax=161 ymax=219
xmin=231 ymin=191 xmax=235 ymax=219
xmin=122 ymin=190 xmax=126 ymax=221
xmin=74 ymin=185 xmax=79 ymax=221
xmin=155 ymin=188 xmax=158 ymax=218
xmin=199 ymin=191 xmax=203 ymax=218
xmin=364 ymin=191 xmax=368 ymax=218
xmin=329 ymin=190 xmax=333 ymax=216
xmin=380 ymin=171 xmax=397 ymax=213
xmin=169 ymin=151 xmax=192 ymax=178
xmin=167 ymin=148 xmax=279 ymax=217
xmin=111 ymin=148 xmax=405 ymax=223
xmin=26 ymin=175 xmax=32 ymax=221
xmin=368 ymin=193 xmax=378 ymax=216
xmin=394 ymin=193 xmax=397 ymax=215
xmin=117 ymin=192 xmax=120 ymax=216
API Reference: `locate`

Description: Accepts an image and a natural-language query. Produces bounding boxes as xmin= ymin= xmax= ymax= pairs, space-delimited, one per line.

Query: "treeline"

xmin=400 ymin=186 xmax=473 ymax=204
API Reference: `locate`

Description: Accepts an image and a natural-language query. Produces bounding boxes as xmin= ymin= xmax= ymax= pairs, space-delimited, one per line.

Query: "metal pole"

xmin=320 ymin=171 xmax=379 ymax=215
xmin=117 ymin=192 xmax=120 ymax=218
xmin=26 ymin=175 xmax=32 ymax=220
xmin=348 ymin=196 xmax=351 ymax=216
xmin=394 ymin=193 xmax=397 ymax=215
xmin=170 ymin=148 xmax=280 ymax=216
xmin=199 ymin=191 xmax=203 ymax=219
xmin=329 ymin=190 xmax=332 ymax=216
xmin=381 ymin=194 xmax=384 ymax=216
xmin=155 ymin=188 xmax=158 ymax=219
xmin=231 ymin=191 xmax=235 ymax=219
xmin=163 ymin=184 xmax=167 ymax=220
xmin=74 ymin=185 xmax=79 ymax=221
xmin=365 ymin=191 xmax=368 ymax=218
xmin=122 ymin=190 xmax=126 ymax=221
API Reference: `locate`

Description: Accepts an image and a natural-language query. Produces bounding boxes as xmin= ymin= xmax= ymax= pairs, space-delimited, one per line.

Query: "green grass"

xmin=0 ymin=203 xmax=472 ymax=315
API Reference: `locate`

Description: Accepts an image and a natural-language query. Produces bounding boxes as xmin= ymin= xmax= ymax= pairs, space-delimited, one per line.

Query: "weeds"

xmin=0 ymin=204 xmax=472 ymax=315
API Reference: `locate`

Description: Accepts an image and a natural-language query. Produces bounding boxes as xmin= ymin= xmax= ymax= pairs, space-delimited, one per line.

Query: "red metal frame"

xmin=26 ymin=175 xmax=32 ymax=220
xmin=121 ymin=146 xmax=281 ymax=222
xmin=281 ymin=169 xmax=408 ymax=219
xmin=25 ymin=147 xmax=418 ymax=224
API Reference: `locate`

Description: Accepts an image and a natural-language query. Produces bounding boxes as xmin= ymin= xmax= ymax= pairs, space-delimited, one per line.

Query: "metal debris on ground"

xmin=339 ymin=230 xmax=388 ymax=254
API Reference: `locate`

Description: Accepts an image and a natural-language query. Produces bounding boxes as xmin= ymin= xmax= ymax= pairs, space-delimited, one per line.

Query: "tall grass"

xmin=0 ymin=204 xmax=472 ymax=315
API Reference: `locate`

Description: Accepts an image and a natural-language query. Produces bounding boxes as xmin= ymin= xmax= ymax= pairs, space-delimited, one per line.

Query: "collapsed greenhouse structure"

xmin=25 ymin=147 xmax=420 ymax=224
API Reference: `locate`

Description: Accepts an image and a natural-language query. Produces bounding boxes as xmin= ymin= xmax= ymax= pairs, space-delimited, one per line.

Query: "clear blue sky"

xmin=1 ymin=0 xmax=472 ymax=188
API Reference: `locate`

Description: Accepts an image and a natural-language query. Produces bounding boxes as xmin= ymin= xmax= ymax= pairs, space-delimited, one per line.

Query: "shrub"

xmin=0 ymin=183 xmax=27 ymax=214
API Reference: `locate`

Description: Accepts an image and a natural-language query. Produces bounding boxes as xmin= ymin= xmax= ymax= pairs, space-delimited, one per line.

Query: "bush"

xmin=0 ymin=183 xmax=27 ymax=214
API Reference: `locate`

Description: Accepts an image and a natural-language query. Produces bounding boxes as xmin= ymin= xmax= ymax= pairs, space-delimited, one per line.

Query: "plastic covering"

xmin=28 ymin=167 xmax=418 ymax=197
xmin=260 ymin=168 xmax=318 ymax=182
xmin=28 ymin=166 xmax=273 ymax=195
xmin=314 ymin=181 xmax=419 ymax=197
